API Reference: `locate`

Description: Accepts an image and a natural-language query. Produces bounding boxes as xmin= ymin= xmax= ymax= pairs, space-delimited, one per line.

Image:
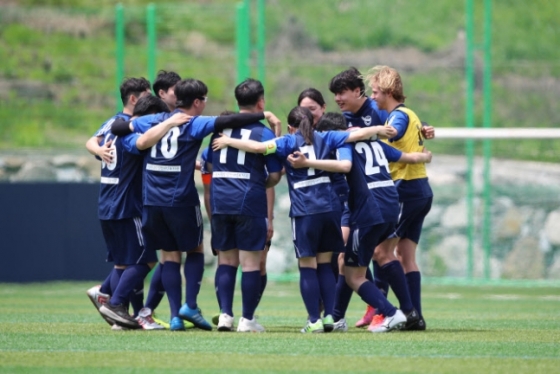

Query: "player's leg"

xmin=344 ymin=223 xmax=407 ymax=333
xmin=235 ymin=215 xmax=267 ymax=333
xmin=332 ymin=212 xmax=352 ymax=331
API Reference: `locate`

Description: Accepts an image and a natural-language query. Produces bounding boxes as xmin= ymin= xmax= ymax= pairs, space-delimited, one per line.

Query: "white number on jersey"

xmin=219 ymin=128 xmax=252 ymax=165
xmin=298 ymin=144 xmax=317 ymax=176
xmin=101 ymin=134 xmax=117 ymax=171
xmin=355 ymin=141 xmax=390 ymax=175
xmin=151 ymin=127 xmax=180 ymax=159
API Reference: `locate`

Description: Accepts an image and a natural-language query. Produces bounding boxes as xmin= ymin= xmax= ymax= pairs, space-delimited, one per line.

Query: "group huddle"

xmin=85 ymin=65 xmax=434 ymax=334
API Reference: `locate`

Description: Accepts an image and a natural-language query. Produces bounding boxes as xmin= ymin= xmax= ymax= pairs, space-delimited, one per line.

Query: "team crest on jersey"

xmin=362 ymin=116 xmax=372 ymax=126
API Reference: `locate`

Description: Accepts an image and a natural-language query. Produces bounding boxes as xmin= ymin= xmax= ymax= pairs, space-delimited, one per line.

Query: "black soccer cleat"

xmin=402 ymin=308 xmax=421 ymax=330
xmin=406 ymin=315 xmax=427 ymax=331
xmin=99 ymin=303 xmax=141 ymax=329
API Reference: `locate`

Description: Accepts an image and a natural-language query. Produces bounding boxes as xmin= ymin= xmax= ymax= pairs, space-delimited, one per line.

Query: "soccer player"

xmin=84 ymin=77 xmax=153 ymax=329
xmin=365 ymin=65 xmax=434 ymax=330
xmin=153 ymin=70 xmax=181 ymax=111
xmin=285 ymin=112 xmax=432 ymax=333
xmin=297 ymin=88 xmax=326 ymax=125
xmin=116 ymin=78 xmax=282 ymax=331
xmin=209 ymin=79 xmax=282 ymax=332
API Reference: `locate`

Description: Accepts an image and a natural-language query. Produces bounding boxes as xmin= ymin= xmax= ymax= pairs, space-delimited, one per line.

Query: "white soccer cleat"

xmin=136 ymin=307 xmax=165 ymax=330
xmin=217 ymin=313 xmax=235 ymax=332
xmin=332 ymin=318 xmax=348 ymax=332
xmin=368 ymin=309 xmax=407 ymax=333
xmin=237 ymin=317 xmax=265 ymax=333
xmin=86 ymin=285 xmax=109 ymax=311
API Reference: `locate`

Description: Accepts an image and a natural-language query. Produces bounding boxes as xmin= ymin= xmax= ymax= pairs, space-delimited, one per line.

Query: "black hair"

xmin=287 ymin=106 xmax=314 ymax=145
xmin=174 ymin=78 xmax=208 ymax=109
xmin=328 ymin=67 xmax=365 ymax=96
xmin=315 ymin=112 xmax=347 ymax=132
xmin=297 ymin=88 xmax=326 ymax=107
xmin=153 ymin=70 xmax=181 ymax=98
xmin=120 ymin=77 xmax=151 ymax=105
xmin=235 ymin=78 xmax=265 ymax=108
xmin=133 ymin=94 xmax=170 ymax=116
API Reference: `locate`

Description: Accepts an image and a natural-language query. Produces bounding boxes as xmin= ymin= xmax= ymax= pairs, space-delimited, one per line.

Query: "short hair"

xmin=297 ymin=88 xmax=326 ymax=107
xmin=328 ymin=67 xmax=365 ymax=96
xmin=235 ymin=78 xmax=264 ymax=108
xmin=153 ymin=70 xmax=181 ymax=98
xmin=315 ymin=112 xmax=347 ymax=132
xmin=364 ymin=65 xmax=406 ymax=102
xmin=174 ymin=78 xmax=208 ymax=109
xmin=133 ymin=94 xmax=170 ymax=116
xmin=120 ymin=77 xmax=151 ymax=105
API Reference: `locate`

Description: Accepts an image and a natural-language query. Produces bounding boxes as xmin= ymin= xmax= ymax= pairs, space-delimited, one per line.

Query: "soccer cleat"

xmin=135 ymin=308 xmax=165 ymax=330
xmin=368 ymin=309 xmax=407 ymax=333
xmin=406 ymin=315 xmax=427 ymax=331
xmin=403 ymin=308 xmax=421 ymax=330
xmin=99 ymin=303 xmax=141 ymax=330
xmin=86 ymin=285 xmax=115 ymax=326
xmin=355 ymin=304 xmax=376 ymax=328
xmin=237 ymin=317 xmax=265 ymax=333
xmin=111 ymin=324 xmax=129 ymax=331
xmin=300 ymin=319 xmax=324 ymax=333
xmin=217 ymin=313 xmax=234 ymax=332
xmin=212 ymin=312 xmax=220 ymax=326
xmin=368 ymin=313 xmax=385 ymax=330
xmin=322 ymin=315 xmax=334 ymax=333
xmin=152 ymin=312 xmax=171 ymax=329
xmin=178 ymin=304 xmax=212 ymax=331
xmin=332 ymin=318 xmax=348 ymax=332
xmin=170 ymin=316 xmax=186 ymax=331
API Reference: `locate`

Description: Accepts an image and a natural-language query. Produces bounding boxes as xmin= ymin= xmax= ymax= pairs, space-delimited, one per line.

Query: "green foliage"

xmin=1 ymin=281 xmax=559 ymax=373
xmin=0 ymin=0 xmax=559 ymax=156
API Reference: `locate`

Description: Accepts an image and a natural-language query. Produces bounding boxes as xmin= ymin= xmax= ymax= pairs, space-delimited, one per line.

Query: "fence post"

xmin=236 ymin=1 xmax=250 ymax=84
xmin=146 ymin=3 xmax=157 ymax=86
xmin=465 ymin=0 xmax=475 ymax=279
xmin=115 ymin=4 xmax=125 ymax=112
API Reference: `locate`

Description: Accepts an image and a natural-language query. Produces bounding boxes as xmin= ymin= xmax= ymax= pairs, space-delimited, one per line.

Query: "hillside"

xmin=1 ymin=0 xmax=559 ymax=161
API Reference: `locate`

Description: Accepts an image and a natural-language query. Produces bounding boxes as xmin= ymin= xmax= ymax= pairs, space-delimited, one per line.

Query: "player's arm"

xmin=398 ymin=148 xmax=433 ymax=164
xmin=265 ymin=171 xmax=281 ymax=188
xmin=265 ymin=187 xmax=275 ymax=241
xmin=135 ymin=112 xmax=191 ymax=150
xmin=211 ymin=133 xmax=269 ymax=154
xmin=345 ymin=125 xmax=397 ymax=142
xmin=111 ymin=118 xmax=134 ymax=136
xmin=85 ymin=135 xmax=113 ymax=164
xmin=287 ymin=152 xmax=351 ymax=173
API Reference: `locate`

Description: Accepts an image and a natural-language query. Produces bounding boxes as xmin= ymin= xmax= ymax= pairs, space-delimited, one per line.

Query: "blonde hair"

xmin=364 ymin=65 xmax=406 ymax=102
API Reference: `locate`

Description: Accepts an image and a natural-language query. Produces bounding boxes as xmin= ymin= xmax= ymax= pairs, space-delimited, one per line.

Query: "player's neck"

xmin=177 ymin=107 xmax=199 ymax=116
xmin=349 ymin=97 xmax=367 ymax=114
xmin=386 ymin=100 xmax=402 ymax=113
xmin=122 ymin=106 xmax=133 ymax=116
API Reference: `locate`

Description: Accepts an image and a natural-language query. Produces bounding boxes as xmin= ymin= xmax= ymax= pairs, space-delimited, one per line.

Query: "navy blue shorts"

xmin=345 ymin=222 xmax=395 ymax=268
xmin=142 ymin=205 xmax=203 ymax=252
xmin=100 ymin=217 xmax=157 ymax=265
xmin=291 ymin=211 xmax=345 ymax=258
xmin=211 ymin=214 xmax=267 ymax=251
xmin=391 ymin=197 xmax=432 ymax=243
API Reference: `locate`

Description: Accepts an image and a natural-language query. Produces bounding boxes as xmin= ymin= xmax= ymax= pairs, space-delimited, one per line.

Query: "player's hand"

xmin=422 ymin=147 xmax=433 ymax=163
xmin=264 ymin=111 xmax=282 ymax=137
xmin=421 ymin=123 xmax=435 ymax=139
xmin=379 ymin=125 xmax=397 ymax=139
xmin=168 ymin=112 xmax=191 ymax=126
xmin=266 ymin=220 xmax=274 ymax=241
xmin=99 ymin=140 xmax=113 ymax=164
xmin=211 ymin=133 xmax=230 ymax=151
xmin=287 ymin=151 xmax=308 ymax=169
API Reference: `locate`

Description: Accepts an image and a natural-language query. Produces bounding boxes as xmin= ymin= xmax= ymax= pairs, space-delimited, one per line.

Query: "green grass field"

xmin=1 ymin=280 xmax=559 ymax=373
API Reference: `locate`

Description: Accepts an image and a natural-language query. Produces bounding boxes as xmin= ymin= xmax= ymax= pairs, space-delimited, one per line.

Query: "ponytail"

xmin=287 ymin=106 xmax=315 ymax=145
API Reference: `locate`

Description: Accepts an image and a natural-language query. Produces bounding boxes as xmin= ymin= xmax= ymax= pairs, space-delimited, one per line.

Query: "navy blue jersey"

xmin=199 ymin=146 xmax=211 ymax=176
xmin=123 ymin=109 xmax=217 ymax=207
xmin=270 ymin=131 xmax=351 ymax=217
xmin=329 ymin=147 xmax=351 ymax=200
xmin=93 ymin=112 xmax=143 ymax=220
xmin=343 ymin=97 xmax=388 ymax=129
xmin=343 ymin=136 xmax=402 ymax=228
xmin=208 ymin=123 xmax=282 ymax=217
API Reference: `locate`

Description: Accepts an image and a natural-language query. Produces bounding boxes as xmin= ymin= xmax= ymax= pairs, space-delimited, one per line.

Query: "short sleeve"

xmin=190 ymin=116 xmax=216 ymax=139
xmin=387 ymin=111 xmax=409 ymax=142
xmin=379 ymin=141 xmax=403 ymax=162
